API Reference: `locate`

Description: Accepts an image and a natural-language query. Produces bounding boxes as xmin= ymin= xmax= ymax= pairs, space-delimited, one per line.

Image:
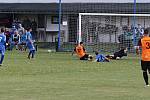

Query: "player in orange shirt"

xmin=136 ymin=29 xmax=150 ymax=87
xmin=74 ymin=42 xmax=93 ymax=60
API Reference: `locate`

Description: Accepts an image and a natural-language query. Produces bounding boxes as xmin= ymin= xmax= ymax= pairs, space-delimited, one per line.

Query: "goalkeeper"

xmin=105 ymin=47 xmax=127 ymax=60
xmin=74 ymin=42 xmax=93 ymax=60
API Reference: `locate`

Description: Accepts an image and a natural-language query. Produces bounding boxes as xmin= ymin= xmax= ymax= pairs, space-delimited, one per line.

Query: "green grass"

xmin=0 ymin=49 xmax=149 ymax=100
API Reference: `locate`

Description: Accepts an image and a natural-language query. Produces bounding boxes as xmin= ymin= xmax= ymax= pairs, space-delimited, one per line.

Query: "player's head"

xmin=19 ymin=23 xmax=22 ymax=28
xmin=5 ymin=28 xmax=9 ymax=32
xmin=14 ymin=30 xmax=18 ymax=35
xmin=95 ymin=51 xmax=99 ymax=55
xmin=26 ymin=27 xmax=32 ymax=32
xmin=12 ymin=25 xmax=15 ymax=28
xmin=1 ymin=28 xmax=5 ymax=33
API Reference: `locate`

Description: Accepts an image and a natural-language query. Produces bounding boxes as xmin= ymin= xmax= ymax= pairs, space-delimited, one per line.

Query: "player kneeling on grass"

xmin=95 ymin=51 xmax=109 ymax=62
xmin=0 ymin=28 xmax=6 ymax=66
xmin=26 ymin=28 xmax=35 ymax=59
xmin=75 ymin=42 xmax=93 ymax=61
xmin=106 ymin=47 xmax=127 ymax=60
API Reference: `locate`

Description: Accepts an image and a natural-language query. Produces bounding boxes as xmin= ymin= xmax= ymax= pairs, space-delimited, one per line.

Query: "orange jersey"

xmin=141 ymin=36 xmax=150 ymax=61
xmin=75 ymin=45 xmax=85 ymax=58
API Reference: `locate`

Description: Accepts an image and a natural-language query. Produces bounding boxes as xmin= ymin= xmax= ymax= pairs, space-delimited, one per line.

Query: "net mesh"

xmin=57 ymin=2 xmax=150 ymax=53
xmin=79 ymin=14 xmax=150 ymax=53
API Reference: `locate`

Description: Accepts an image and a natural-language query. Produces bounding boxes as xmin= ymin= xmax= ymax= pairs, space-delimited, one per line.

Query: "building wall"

xmin=46 ymin=15 xmax=68 ymax=42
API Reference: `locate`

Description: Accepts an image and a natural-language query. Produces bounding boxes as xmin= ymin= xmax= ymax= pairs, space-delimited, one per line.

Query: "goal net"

xmin=78 ymin=13 xmax=150 ymax=53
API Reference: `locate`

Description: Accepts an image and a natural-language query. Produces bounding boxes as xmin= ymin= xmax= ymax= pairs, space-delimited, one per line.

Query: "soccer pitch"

xmin=0 ymin=50 xmax=149 ymax=100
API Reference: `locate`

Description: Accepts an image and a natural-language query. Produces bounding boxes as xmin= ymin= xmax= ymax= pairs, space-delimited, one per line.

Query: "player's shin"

xmin=31 ymin=50 xmax=35 ymax=58
xmin=28 ymin=51 xmax=32 ymax=59
xmin=0 ymin=54 xmax=4 ymax=64
xmin=143 ymin=71 xmax=149 ymax=85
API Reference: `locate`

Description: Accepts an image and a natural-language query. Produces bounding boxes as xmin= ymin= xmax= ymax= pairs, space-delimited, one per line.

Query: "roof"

xmin=1 ymin=0 xmax=150 ymax=3
xmin=0 ymin=3 xmax=149 ymax=14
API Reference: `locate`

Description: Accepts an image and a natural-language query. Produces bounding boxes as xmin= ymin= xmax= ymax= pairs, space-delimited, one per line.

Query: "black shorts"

xmin=141 ymin=60 xmax=150 ymax=72
xmin=80 ymin=54 xmax=89 ymax=60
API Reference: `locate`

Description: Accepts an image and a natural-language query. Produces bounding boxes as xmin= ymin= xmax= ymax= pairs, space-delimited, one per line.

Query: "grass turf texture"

xmin=0 ymin=49 xmax=149 ymax=100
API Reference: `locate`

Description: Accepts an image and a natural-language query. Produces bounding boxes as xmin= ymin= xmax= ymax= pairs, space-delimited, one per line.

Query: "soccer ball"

xmin=88 ymin=55 xmax=93 ymax=61
xmin=48 ymin=50 xmax=52 ymax=53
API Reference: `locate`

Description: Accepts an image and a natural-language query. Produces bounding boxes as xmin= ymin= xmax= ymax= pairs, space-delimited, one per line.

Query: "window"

xmin=51 ymin=16 xmax=62 ymax=24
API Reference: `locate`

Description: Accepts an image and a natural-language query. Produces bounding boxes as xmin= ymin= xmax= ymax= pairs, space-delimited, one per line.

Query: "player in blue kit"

xmin=95 ymin=51 xmax=109 ymax=62
xmin=0 ymin=28 xmax=6 ymax=66
xmin=18 ymin=31 xmax=27 ymax=51
xmin=26 ymin=28 xmax=35 ymax=59
xmin=10 ymin=30 xmax=20 ymax=50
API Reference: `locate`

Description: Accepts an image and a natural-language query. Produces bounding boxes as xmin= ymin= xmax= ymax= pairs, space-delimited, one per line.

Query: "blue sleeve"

xmin=3 ymin=35 xmax=6 ymax=42
xmin=96 ymin=55 xmax=99 ymax=60
xmin=101 ymin=55 xmax=106 ymax=60
xmin=27 ymin=33 xmax=31 ymax=41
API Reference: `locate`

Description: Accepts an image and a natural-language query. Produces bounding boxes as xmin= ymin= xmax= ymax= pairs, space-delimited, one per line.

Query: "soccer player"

xmin=106 ymin=47 xmax=127 ymax=60
xmin=5 ymin=28 xmax=11 ymax=49
xmin=75 ymin=42 xmax=92 ymax=60
xmin=18 ymin=31 xmax=27 ymax=51
xmin=18 ymin=23 xmax=25 ymax=36
xmin=0 ymin=28 xmax=6 ymax=66
xmin=136 ymin=29 xmax=150 ymax=87
xmin=26 ymin=28 xmax=35 ymax=59
xmin=95 ymin=51 xmax=109 ymax=62
xmin=10 ymin=30 xmax=20 ymax=50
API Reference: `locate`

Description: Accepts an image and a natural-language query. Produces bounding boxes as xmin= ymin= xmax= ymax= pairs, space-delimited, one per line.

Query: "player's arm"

xmin=135 ymin=46 xmax=140 ymax=55
xmin=4 ymin=35 xmax=6 ymax=43
xmin=18 ymin=34 xmax=21 ymax=43
xmin=72 ymin=47 xmax=76 ymax=56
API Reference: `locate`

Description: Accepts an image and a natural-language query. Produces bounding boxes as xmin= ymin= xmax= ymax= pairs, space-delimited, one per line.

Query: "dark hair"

xmin=26 ymin=27 xmax=32 ymax=31
xmin=1 ymin=28 xmax=5 ymax=33
xmin=80 ymin=42 xmax=83 ymax=45
xmin=144 ymin=29 xmax=149 ymax=34
xmin=95 ymin=51 xmax=99 ymax=55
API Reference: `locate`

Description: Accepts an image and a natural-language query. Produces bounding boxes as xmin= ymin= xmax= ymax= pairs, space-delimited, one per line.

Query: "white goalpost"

xmin=78 ymin=13 xmax=150 ymax=52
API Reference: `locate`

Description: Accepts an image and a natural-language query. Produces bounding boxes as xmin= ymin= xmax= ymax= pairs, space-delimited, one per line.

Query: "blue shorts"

xmin=27 ymin=42 xmax=35 ymax=51
xmin=0 ymin=46 xmax=5 ymax=55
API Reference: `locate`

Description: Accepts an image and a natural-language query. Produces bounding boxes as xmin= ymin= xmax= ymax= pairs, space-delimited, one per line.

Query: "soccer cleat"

xmin=0 ymin=64 xmax=3 ymax=66
xmin=144 ymin=84 xmax=150 ymax=87
xmin=27 ymin=56 xmax=30 ymax=59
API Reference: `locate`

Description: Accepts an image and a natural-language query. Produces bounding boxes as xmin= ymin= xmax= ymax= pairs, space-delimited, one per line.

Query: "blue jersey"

xmin=96 ymin=54 xmax=106 ymax=62
xmin=26 ymin=32 xmax=32 ymax=43
xmin=20 ymin=34 xmax=27 ymax=43
xmin=26 ymin=32 xmax=35 ymax=51
xmin=0 ymin=34 xmax=6 ymax=54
